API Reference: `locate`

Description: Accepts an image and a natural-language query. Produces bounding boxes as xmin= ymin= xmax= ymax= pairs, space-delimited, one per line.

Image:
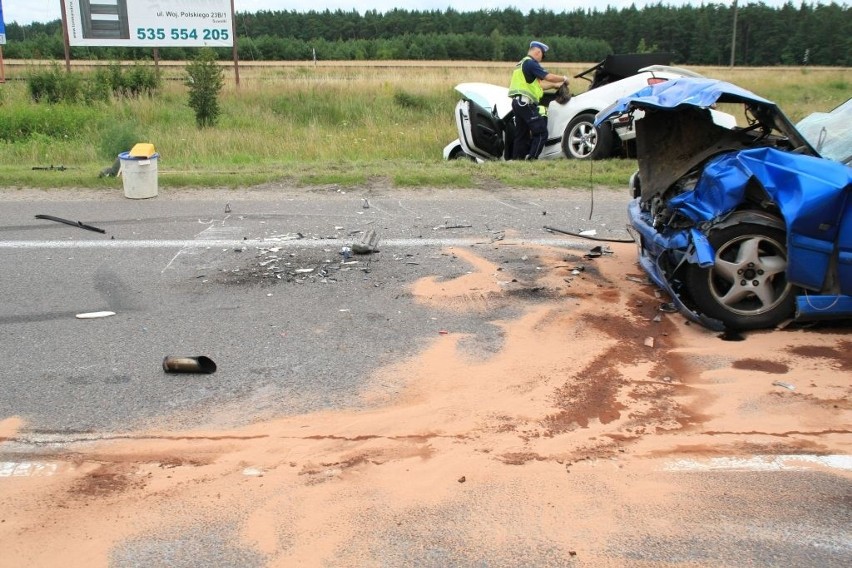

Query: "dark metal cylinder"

xmin=162 ymin=356 xmax=217 ymax=374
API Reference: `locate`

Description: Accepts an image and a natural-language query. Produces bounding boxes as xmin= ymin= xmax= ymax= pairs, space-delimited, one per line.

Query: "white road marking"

xmin=664 ymin=455 xmax=852 ymax=472
xmin=0 ymin=238 xmax=591 ymax=250
xmin=0 ymin=461 xmax=64 ymax=477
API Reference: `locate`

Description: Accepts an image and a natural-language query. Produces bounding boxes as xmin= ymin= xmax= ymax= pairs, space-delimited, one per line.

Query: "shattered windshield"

xmin=795 ymin=98 xmax=852 ymax=165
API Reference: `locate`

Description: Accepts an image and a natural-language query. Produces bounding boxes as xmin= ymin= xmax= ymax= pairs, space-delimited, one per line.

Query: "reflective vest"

xmin=508 ymin=56 xmax=544 ymax=104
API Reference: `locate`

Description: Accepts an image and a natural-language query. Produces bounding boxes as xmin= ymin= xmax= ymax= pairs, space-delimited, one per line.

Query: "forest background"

xmin=3 ymin=3 xmax=850 ymax=67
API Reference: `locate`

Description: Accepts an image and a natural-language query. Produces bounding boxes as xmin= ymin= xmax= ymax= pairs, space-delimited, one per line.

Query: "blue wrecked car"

xmin=596 ymin=78 xmax=852 ymax=330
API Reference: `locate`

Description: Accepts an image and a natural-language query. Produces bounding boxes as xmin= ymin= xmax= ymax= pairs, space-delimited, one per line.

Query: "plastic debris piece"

xmin=36 ymin=214 xmax=106 ymax=235
xmin=659 ymin=302 xmax=678 ymax=313
xmin=242 ymin=467 xmax=264 ymax=477
xmin=579 ymin=229 xmax=597 ymax=237
xmin=76 ymin=311 xmax=116 ymax=319
xmin=772 ymin=381 xmax=796 ymax=391
xmin=352 ymin=229 xmax=379 ymax=254
xmin=644 ymin=336 xmax=655 ymax=347
xmin=584 ymin=246 xmax=603 ymax=259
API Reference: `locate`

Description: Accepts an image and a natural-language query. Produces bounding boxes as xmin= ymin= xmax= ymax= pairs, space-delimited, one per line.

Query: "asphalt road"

xmin=0 ymin=187 xmax=630 ymax=433
xmin=1 ymin=187 xmax=849 ymax=567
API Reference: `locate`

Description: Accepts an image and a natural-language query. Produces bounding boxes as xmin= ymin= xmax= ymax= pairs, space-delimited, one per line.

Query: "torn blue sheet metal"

xmin=668 ymin=147 xmax=852 ymax=294
xmin=596 ymin=77 xmax=775 ymax=124
xmin=609 ymin=78 xmax=852 ymax=326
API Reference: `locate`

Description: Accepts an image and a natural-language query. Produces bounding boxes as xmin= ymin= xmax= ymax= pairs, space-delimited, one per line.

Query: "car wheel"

xmin=448 ymin=147 xmax=475 ymax=161
xmin=562 ymin=113 xmax=613 ymax=160
xmin=685 ymin=223 xmax=796 ymax=330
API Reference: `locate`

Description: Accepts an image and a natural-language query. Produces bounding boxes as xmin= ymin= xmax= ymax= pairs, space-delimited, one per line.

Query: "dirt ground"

xmin=0 ymin=241 xmax=850 ymax=566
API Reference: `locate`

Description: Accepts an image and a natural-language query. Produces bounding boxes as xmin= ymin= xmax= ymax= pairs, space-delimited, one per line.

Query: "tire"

xmin=448 ymin=147 xmax=475 ymax=162
xmin=561 ymin=113 xmax=614 ymax=160
xmin=685 ymin=223 xmax=795 ymax=330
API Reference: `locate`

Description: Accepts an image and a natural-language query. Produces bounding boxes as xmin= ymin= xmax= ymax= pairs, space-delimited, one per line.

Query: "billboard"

xmin=63 ymin=1 xmax=233 ymax=47
xmin=0 ymin=0 xmax=6 ymax=45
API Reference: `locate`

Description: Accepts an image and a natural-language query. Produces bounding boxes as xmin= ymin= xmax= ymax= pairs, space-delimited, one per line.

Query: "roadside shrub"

xmin=125 ymin=62 xmax=162 ymax=97
xmin=185 ymin=48 xmax=224 ymax=128
xmin=98 ymin=62 xmax=161 ymax=98
xmin=83 ymin=68 xmax=113 ymax=103
xmin=27 ymin=65 xmax=82 ymax=103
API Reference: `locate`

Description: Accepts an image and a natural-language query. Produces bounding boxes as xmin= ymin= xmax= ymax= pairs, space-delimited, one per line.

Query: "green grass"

xmin=0 ymin=62 xmax=848 ymax=191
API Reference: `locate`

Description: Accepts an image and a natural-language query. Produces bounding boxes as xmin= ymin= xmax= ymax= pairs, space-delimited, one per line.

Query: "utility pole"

xmin=730 ymin=0 xmax=738 ymax=67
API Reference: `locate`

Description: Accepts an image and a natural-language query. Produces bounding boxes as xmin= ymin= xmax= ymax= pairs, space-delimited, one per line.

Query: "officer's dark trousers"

xmin=511 ymin=98 xmax=548 ymax=160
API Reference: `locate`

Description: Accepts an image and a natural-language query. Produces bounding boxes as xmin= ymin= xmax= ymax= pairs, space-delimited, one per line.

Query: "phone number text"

xmin=136 ymin=28 xmax=230 ymax=41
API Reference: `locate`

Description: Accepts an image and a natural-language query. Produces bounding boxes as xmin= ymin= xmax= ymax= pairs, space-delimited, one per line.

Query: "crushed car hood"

xmin=596 ymin=78 xmax=818 ymax=202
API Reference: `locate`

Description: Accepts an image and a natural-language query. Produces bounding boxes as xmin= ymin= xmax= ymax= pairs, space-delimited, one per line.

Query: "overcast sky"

xmin=2 ymin=1 xmax=834 ymax=26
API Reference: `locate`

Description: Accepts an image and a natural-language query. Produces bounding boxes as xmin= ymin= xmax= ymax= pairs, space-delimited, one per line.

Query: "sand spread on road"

xmin=1 ymin=243 xmax=849 ymax=566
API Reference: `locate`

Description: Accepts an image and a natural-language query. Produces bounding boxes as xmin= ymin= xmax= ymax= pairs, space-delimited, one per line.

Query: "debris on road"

xmin=434 ymin=223 xmax=473 ymax=230
xmin=35 ymin=214 xmax=106 ymax=235
xmin=644 ymin=337 xmax=655 ymax=348
xmin=772 ymin=380 xmax=796 ymax=391
xmin=75 ymin=311 xmax=116 ymax=319
xmin=162 ymin=355 xmax=217 ymax=374
xmin=352 ymin=229 xmax=379 ymax=254
xmin=584 ymin=246 xmax=603 ymax=259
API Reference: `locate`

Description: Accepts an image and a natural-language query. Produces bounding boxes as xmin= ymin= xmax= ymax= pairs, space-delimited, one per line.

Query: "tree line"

xmin=2 ymin=3 xmax=849 ymax=66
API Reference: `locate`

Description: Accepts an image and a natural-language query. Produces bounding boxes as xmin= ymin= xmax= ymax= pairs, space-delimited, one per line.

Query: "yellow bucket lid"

xmin=129 ymin=143 xmax=157 ymax=158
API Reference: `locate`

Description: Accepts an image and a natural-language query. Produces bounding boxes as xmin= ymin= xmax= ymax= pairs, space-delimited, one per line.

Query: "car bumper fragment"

xmin=627 ymin=199 xmax=725 ymax=331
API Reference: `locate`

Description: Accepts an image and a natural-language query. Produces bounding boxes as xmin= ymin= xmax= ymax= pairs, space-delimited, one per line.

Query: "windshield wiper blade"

xmin=35 ymin=214 xmax=106 ymax=234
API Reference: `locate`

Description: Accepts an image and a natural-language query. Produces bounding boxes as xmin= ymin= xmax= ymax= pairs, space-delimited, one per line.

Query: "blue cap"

xmin=530 ymin=41 xmax=549 ymax=53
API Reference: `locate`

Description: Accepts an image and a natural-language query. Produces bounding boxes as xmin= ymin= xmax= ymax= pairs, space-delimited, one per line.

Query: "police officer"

xmin=508 ymin=41 xmax=569 ymax=160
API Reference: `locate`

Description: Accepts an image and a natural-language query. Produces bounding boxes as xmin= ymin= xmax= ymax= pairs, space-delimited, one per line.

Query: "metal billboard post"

xmin=231 ymin=0 xmax=240 ymax=87
xmin=60 ymin=0 xmax=72 ymax=71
